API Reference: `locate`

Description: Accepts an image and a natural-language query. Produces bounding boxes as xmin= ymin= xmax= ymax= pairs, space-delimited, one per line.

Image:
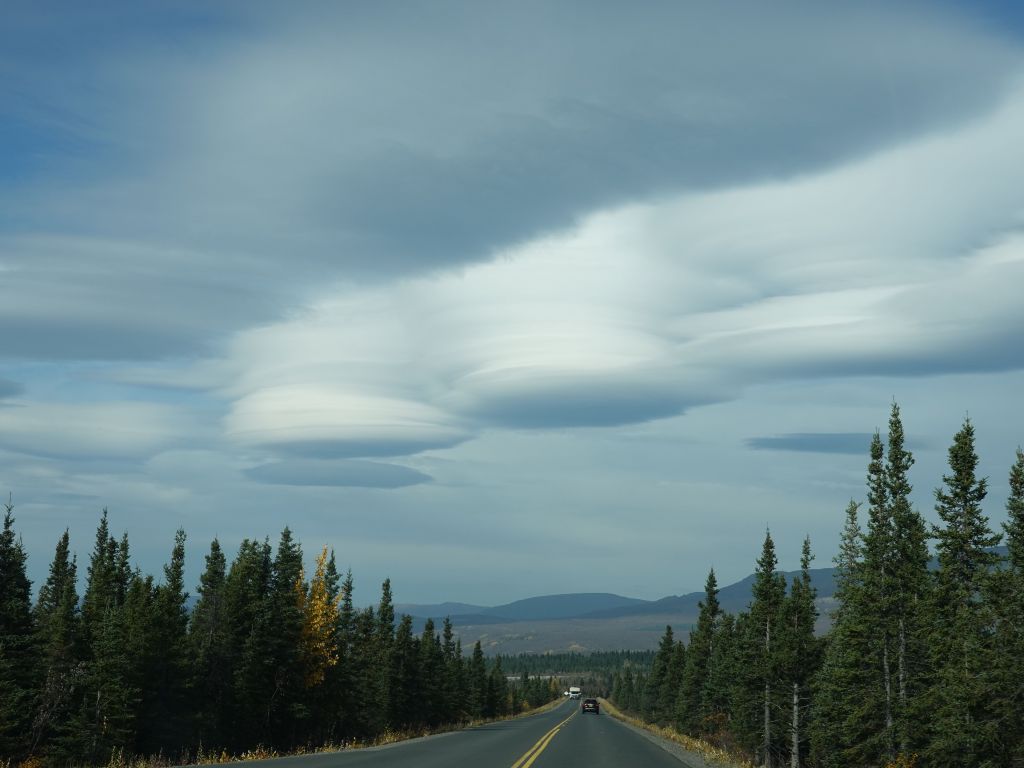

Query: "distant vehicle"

xmin=581 ymin=698 xmax=600 ymax=714
xmin=568 ymin=686 xmax=581 ymax=699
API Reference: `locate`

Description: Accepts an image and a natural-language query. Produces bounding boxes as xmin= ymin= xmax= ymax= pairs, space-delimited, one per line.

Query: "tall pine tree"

xmin=926 ymin=418 xmax=1001 ymax=767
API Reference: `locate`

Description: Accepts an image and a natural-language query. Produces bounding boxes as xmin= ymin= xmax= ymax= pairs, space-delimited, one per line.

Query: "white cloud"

xmin=210 ymin=77 xmax=1024 ymax=459
xmin=0 ymin=400 xmax=201 ymax=459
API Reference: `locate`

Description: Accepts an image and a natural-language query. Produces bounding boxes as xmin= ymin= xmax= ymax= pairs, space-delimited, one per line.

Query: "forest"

xmin=611 ymin=404 xmax=1024 ymax=768
xmin=0 ymin=513 xmax=561 ymax=766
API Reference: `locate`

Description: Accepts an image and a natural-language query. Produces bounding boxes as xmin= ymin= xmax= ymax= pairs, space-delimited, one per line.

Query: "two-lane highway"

xmin=225 ymin=699 xmax=698 ymax=768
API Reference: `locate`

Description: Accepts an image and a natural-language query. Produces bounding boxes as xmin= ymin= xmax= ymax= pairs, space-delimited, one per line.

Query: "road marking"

xmin=510 ymin=709 xmax=577 ymax=768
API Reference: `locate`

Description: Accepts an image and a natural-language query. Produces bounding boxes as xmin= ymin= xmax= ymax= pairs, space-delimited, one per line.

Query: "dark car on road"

xmin=581 ymin=698 xmax=600 ymax=714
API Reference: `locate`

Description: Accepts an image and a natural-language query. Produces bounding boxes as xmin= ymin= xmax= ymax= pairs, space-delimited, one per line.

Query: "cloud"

xmin=0 ymin=400 xmax=202 ymax=460
xmin=0 ymin=379 xmax=23 ymax=399
xmin=747 ymin=433 xmax=876 ymax=455
xmin=1 ymin=2 xmax=1019 ymax=365
xmin=245 ymin=458 xmax=431 ymax=489
xmin=207 ymin=76 xmax=1024 ymax=458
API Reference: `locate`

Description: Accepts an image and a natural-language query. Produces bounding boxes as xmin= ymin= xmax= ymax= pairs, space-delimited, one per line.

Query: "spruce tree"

xmin=780 ymin=537 xmax=819 ymax=768
xmin=81 ymin=509 xmax=116 ymax=645
xmin=190 ymin=538 xmax=231 ymax=750
xmin=885 ymin=403 xmax=930 ymax=756
xmin=138 ymin=529 xmax=190 ymax=755
xmin=927 ymin=418 xmax=1001 ymax=767
xmin=388 ymin=614 xmax=418 ymax=728
xmin=643 ymin=625 xmax=675 ymax=723
xmin=468 ymin=641 xmax=487 ymax=719
xmin=678 ymin=568 xmax=721 ymax=735
xmin=31 ymin=530 xmax=81 ymax=758
xmin=809 ymin=501 xmax=877 ymax=768
xmin=989 ymin=448 xmax=1024 ymax=764
xmin=749 ymin=530 xmax=786 ymax=768
xmin=860 ymin=430 xmax=896 ymax=762
xmin=0 ymin=498 xmax=37 ymax=760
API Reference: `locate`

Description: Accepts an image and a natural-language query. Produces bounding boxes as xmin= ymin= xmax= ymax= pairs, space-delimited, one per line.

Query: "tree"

xmin=989 ymin=448 xmax=1024 ymax=764
xmin=468 ymin=641 xmax=487 ymax=719
xmin=678 ymin=568 xmax=721 ymax=735
xmin=299 ymin=547 xmax=341 ymax=689
xmin=190 ymin=538 xmax=231 ymax=750
xmin=885 ymin=403 xmax=930 ymax=756
xmin=0 ymin=497 xmax=37 ymax=760
xmin=926 ymin=418 xmax=1001 ymax=767
xmin=809 ymin=501 xmax=877 ymax=768
xmin=780 ymin=537 xmax=818 ymax=768
xmin=643 ymin=625 xmax=676 ymax=723
xmin=748 ymin=530 xmax=786 ymax=768
xmin=860 ymin=430 xmax=896 ymax=762
xmin=31 ymin=529 xmax=82 ymax=758
xmin=81 ymin=509 xmax=116 ymax=645
xmin=137 ymin=529 xmax=190 ymax=755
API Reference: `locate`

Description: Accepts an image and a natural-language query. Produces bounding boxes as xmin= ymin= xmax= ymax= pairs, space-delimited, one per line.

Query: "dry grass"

xmin=598 ymin=698 xmax=754 ymax=768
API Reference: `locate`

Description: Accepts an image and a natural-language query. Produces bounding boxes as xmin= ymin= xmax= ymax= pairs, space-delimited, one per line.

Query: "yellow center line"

xmin=510 ymin=708 xmax=577 ymax=768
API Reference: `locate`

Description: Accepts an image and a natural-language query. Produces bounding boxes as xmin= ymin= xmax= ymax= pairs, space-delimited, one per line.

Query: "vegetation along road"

xmin=224 ymin=699 xmax=697 ymax=768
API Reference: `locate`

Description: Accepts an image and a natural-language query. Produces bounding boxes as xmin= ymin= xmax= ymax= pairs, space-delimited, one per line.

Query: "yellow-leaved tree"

xmin=297 ymin=546 xmax=341 ymax=687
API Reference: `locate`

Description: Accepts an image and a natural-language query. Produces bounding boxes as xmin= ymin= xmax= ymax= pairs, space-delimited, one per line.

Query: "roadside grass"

xmin=5 ymin=697 xmax=569 ymax=768
xmin=598 ymin=698 xmax=754 ymax=768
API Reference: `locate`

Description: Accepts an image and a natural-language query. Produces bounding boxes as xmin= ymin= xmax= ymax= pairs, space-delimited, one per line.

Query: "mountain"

xmin=400 ymin=567 xmax=839 ymax=654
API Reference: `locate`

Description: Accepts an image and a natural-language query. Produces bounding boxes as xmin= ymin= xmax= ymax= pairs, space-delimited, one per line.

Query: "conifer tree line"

xmin=611 ymin=404 xmax=1024 ymax=768
xmin=0 ymin=514 xmax=560 ymax=765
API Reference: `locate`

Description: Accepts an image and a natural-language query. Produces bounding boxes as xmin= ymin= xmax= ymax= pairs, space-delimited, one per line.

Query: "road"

xmin=231 ymin=699 xmax=701 ymax=768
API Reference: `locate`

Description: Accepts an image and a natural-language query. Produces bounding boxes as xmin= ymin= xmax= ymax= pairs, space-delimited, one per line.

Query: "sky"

xmin=3 ymin=1 xmax=1024 ymax=607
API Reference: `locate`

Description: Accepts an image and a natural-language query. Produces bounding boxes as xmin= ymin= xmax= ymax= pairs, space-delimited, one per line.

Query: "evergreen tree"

xmin=81 ymin=509 xmax=116 ymax=645
xmin=137 ymin=529 xmax=190 ymax=755
xmin=190 ymin=538 xmax=231 ymax=750
xmin=860 ymin=430 xmax=896 ymax=762
xmin=73 ymin=602 xmax=139 ymax=765
xmin=376 ymin=578 xmax=396 ymax=724
xmin=926 ymin=418 xmax=1001 ymax=767
xmin=468 ymin=641 xmax=487 ymax=719
xmin=388 ymin=614 xmax=418 ymax=728
xmin=886 ymin=403 xmax=930 ymax=756
xmin=748 ymin=530 xmax=786 ymax=768
xmin=989 ymin=448 xmax=1024 ymax=764
xmin=643 ymin=625 xmax=676 ymax=723
xmin=780 ymin=537 xmax=818 ymax=768
xmin=227 ymin=538 xmax=273 ymax=748
xmin=417 ymin=618 xmax=445 ymax=727
xmin=702 ymin=612 xmax=737 ymax=749
xmin=440 ymin=617 xmax=461 ymax=723
xmin=678 ymin=568 xmax=721 ymax=735
xmin=0 ymin=498 xmax=37 ymax=760
xmin=809 ymin=501 xmax=877 ymax=768
xmin=31 ymin=529 xmax=81 ymax=758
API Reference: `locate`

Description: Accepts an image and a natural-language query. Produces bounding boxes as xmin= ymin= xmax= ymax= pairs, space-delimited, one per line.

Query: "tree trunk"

xmin=791 ymin=682 xmax=799 ymax=768
xmin=883 ymin=635 xmax=893 ymax=759
xmin=898 ymin=616 xmax=907 ymax=754
xmin=764 ymin=621 xmax=772 ymax=768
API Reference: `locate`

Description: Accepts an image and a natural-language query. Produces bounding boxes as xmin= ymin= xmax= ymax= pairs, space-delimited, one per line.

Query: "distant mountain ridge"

xmin=400 ymin=569 xmax=839 ymax=624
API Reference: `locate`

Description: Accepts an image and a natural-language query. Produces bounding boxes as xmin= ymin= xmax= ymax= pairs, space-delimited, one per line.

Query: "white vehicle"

xmin=568 ymin=686 xmax=581 ymax=700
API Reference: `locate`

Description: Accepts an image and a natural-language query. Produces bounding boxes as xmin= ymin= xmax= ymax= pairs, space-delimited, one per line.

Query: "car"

xmin=581 ymin=698 xmax=600 ymax=714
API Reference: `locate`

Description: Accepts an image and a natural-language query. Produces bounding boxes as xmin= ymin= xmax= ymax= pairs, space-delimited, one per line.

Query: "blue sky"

xmin=3 ymin=1 xmax=1024 ymax=605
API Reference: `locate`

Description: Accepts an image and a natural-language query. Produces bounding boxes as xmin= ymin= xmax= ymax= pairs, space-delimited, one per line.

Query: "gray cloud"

xmin=245 ymin=459 xmax=432 ymax=489
xmin=0 ymin=379 xmax=23 ymax=399
xmin=1 ymin=2 xmax=1018 ymax=363
xmin=747 ymin=433 xmax=875 ymax=455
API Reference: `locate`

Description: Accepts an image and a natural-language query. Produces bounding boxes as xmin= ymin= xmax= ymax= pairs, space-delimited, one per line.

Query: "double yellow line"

xmin=510 ymin=707 xmax=577 ymax=768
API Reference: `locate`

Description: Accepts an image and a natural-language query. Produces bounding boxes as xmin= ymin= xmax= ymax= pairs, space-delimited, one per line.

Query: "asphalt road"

xmin=228 ymin=699 xmax=698 ymax=768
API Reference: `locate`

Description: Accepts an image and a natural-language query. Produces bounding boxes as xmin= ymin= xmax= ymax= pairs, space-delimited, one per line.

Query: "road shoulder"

xmin=599 ymin=700 xmax=739 ymax=768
